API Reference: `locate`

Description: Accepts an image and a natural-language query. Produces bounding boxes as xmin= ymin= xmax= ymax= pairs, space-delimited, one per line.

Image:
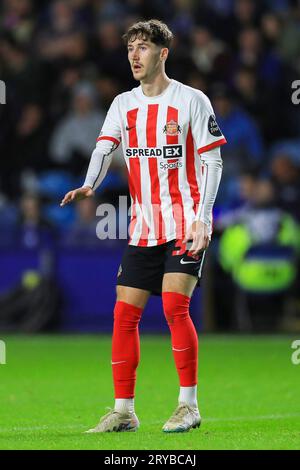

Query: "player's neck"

xmin=140 ymin=71 xmax=172 ymax=97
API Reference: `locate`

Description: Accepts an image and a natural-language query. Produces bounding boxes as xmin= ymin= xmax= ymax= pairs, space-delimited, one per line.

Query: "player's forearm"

xmin=82 ymin=139 xmax=118 ymax=190
xmin=196 ymin=147 xmax=223 ymax=225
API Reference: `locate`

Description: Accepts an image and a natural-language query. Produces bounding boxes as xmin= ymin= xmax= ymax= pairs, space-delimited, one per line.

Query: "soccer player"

xmin=61 ymin=19 xmax=226 ymax=433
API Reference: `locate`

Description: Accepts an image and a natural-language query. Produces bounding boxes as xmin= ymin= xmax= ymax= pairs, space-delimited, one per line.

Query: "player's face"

xmin=127 ymin=38 xmax=163 ymax=81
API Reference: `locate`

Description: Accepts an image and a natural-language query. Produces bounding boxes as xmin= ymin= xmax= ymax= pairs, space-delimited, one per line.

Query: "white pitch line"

xmin=0 ymin=413 xmax=299 ymax=434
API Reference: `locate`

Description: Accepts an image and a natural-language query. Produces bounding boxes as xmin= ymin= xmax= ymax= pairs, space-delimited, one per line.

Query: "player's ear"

xmin=160 ymin=47 xmax=169 ymax=62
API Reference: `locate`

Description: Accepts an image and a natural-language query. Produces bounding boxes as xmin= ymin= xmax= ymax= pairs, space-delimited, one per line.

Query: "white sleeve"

xmin=96 ymin=95 xmax=121 ymax=146
xmin=195 ymin=146 xmax=223 ymax=228
xmin=191 ymin=92 xmax=226 ymax=154
xmin=82 ymin=139 xmax=120 ymax=190
xmin=82 ymin=96 xmax=122 ymax=190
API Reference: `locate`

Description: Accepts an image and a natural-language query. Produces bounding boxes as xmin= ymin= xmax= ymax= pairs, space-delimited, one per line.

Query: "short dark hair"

xmin=122 ymin=19 xmax=173 ymax=48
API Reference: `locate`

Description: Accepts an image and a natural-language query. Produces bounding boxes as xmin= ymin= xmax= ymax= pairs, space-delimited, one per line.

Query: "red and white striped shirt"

xmin=84 ymin=79 xmax=226 ymax=246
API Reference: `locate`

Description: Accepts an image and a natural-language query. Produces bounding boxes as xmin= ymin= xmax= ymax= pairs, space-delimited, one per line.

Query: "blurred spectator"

xmin=17 ymin=192 xmax=56 ymax=249
xmin=212 ymin=84 xmax=263 ymax=165
xmin=170 ymin=0 xmax=195 ymax=40
xmin=61 ymin=196 xmax=99 ymax=247
xmin=211 ymin=83 xmax=263 ymax=207
xmin=36 ymin=0 xmax=88 ymax=64
xmin=40 ymin=0 xmax=81 ymax=38
xmin=165 ymin=33 xmax=195 ymax=83
xmin=216 ymin=166 xmax=260 ymax=229
xmin=261 ymin=11 xmax=282 ymax=50
xmin=233 ymin=0 xmax=261 ymax=30
xmin=95 ymin=75 xmax=122 ymax=109
xmin=278 ymin=1 xmax=300 ymax=72
xmin=233 ymin=65 xmax=284 ymax=142
xmin=270 ymin=152 xmax=300 ymax=222
xmin=0 ymin=33 xmax=45 ymax=106
xmin=13 ymin=103 xmax=51 ymax=175
xmin=1 ymin=0 xmax=36 ymax=46
xmin=93 ymin=21 xmax=132 ymax=89
xmin=204 ymin=0 xmax=262 ymax=47
xmin=49 ymin=81 xmax=105 ymax=175
xmin=68 ymin=0 xmax=94 ymax=28
xmin=185 ymin=72 xmax=209 ymax=95
xmin=50 ymin=64 xmax=82 ymax=119
xmin=233 ymin=65 xmax=261 ymax=117
xmin=190 ymin=26 xmax=231 ymax=81
xmin=236 ymin=27 xmax=283 ymax=87
xmin=217 ymin=178 xmax=300 ymax=331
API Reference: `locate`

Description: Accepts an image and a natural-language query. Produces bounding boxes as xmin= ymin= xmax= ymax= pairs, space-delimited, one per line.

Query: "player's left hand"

xmin=183 ymin=220 xmax=210 ymax=257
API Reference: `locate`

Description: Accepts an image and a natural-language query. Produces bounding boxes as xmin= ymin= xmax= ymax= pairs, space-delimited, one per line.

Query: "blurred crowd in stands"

xmin=1 ymin=0 xmax=300 ymax=330
xmin=1 ymin=0 xmax=300 ymax=246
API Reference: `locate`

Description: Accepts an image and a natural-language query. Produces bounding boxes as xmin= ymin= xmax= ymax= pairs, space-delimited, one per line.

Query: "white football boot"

xmin=162 ymin=403 xmax=201 ymax=433
xmin=85 ymin=409 xmax=140 ymax=433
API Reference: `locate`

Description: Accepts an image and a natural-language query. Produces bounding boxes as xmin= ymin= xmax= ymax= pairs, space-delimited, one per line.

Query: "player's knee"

xmin=162 ymin=292 xmax=191 ymax=325
xmin=113 ymin=300 xmax=143 ymax=328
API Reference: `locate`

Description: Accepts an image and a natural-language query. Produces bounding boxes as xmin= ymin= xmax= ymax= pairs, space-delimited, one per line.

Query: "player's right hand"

xmin=60 ymin=186 xmax=94 ymax=206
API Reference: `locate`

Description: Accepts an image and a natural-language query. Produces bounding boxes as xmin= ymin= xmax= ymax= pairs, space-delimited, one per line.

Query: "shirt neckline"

xmin=138 ymin=79 xmax=175 ymax=100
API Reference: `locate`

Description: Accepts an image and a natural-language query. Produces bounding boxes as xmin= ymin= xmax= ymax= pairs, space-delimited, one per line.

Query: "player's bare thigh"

xmin=162 ymin=272 xmax=198 ymax=297
xmin=116 ymin=285 xmax=151 ymax=309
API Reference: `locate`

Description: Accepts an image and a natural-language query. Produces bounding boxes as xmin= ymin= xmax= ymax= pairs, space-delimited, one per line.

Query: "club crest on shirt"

xmin=163 ymin=120 xmax=182 ymax=136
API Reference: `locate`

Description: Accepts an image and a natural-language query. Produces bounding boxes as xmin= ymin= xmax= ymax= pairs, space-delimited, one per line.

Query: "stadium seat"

xmin=43 ymin=203 xmax=76 ymax=228
xmin=38 ymin=171 xmax=76 ymax=199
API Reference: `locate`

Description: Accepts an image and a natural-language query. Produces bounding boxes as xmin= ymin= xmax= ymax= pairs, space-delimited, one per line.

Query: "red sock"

xmin=112 ymin=301 xmax=143 ymax=398
xmin=162 ymin=292 xmax=198 ymax=387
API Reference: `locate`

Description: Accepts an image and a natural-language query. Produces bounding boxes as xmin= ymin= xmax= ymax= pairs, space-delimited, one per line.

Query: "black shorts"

xmin=116 ymin=239 xmax=206 ymax=295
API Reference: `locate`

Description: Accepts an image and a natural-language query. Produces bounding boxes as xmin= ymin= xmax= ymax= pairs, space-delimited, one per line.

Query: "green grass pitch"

xmin=0 ymin=334 xmax=299 ymax=450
